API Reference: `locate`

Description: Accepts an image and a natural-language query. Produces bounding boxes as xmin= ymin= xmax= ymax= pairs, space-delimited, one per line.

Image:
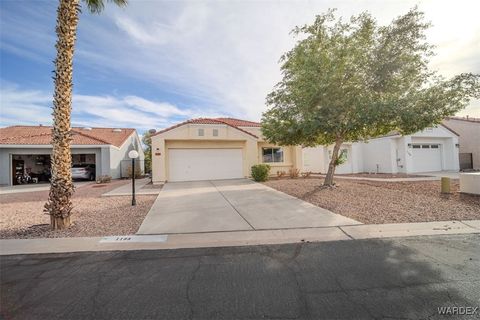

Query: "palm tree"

xmin=45 ymin=0 xmax=127 ymax=230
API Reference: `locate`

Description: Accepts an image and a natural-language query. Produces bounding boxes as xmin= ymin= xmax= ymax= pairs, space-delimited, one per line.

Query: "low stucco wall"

xmin=459 ymin=172 xmax=480 ymax=195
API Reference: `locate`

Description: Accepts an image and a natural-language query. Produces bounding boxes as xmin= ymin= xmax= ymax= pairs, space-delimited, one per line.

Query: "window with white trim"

xmin=198 ymin=128 xmax=204 ymax=136
xmin=262 ymin=147 xmax=283 ymax=163
xmin=213 ymin=129 xmax=218 ymax=137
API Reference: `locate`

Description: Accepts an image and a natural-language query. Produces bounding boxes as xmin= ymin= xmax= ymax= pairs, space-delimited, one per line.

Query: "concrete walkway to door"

xmin=137 ymin=179 xmax=360 ymax=234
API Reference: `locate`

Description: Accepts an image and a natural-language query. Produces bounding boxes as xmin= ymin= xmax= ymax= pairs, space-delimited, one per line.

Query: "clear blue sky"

xmin=1 ymin=0 xmax=479 ymax=135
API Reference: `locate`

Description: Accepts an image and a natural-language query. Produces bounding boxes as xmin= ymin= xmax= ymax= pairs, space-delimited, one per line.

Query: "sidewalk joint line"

xmin=458 ymin=220 xmax=479 ymax=230
xmin=337 ymin=226 xmax=355 ymax=240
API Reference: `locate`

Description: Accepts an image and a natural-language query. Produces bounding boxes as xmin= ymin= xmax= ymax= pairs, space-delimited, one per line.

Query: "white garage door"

xmin=412 ymin=144 xmax=442 ymax=172
xmin=168 ymin=149 xmax=243 ymax=182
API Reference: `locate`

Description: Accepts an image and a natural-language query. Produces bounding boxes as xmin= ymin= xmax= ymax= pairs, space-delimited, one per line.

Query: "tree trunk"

xmin=44 ymin=0 xmax=80 ymax=230
xmin=323 ymin=138 xmax=343 ymax=187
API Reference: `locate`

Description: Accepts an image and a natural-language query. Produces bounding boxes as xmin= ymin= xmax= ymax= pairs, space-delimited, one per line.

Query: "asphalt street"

xmin=1 ymin=234 xmax=479 ymax=320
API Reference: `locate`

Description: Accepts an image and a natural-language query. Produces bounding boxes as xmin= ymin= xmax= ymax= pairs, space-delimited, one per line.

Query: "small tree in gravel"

xmin=262 ymin=8 xmax=480 ymax=187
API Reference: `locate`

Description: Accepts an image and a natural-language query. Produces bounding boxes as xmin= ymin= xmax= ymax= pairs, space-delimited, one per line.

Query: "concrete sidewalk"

xmin=0 ymin=181 xmax=92 ymax=195
xmin=1 ymin=220 xmax=478 ymax=255
xmin=102 ymin=178 xmax=161 ymax=196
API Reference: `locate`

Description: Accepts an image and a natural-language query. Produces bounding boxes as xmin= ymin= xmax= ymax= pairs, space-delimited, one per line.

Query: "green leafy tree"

xmin=142 ymin=129 xmax=156 ymax=174
xmin=262 ymin=8 xmax=479 ymax=187
xmin=45 ymin=0 xmax=127 ymax=230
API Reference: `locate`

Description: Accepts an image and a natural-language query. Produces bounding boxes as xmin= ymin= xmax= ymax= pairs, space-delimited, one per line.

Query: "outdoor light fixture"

xmin=128 ymin=150 xmax=139 ymax=206
xmin=455 ymin=143 xmax=460 ymax=148
xmin=407 ymin=143 xmax=412 ymax=148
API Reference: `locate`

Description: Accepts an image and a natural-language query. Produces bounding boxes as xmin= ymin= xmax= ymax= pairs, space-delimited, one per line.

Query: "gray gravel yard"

xmin=336 ymin=173 xmax=428 ymax=179
xmin=264 ymin=178 xmax=480 ymax=224
xmin=0 ymin=179 xmax=158 ymax=239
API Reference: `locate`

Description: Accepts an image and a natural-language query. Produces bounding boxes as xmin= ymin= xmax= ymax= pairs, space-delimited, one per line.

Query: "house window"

xmin=412 ymin=144 xmax=421 ymax=149
xmin=421 ymin=145 xmax=430 ymax=149
xmin=262 ymin=148 xmax=283 ymax=163
xmin=213 ymin=129 xmax=218 ymax=137
xmin=198 ymin=128 xmax=204 ymax=136
xmin=431 ymin=144 xmax=439 ymax=148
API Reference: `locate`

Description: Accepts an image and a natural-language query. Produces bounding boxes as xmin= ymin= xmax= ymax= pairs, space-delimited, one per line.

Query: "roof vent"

xmin=83 ymin=127 xmax=92 ymax=131
xmin=112 ymin=128 xmax=122 ymax=132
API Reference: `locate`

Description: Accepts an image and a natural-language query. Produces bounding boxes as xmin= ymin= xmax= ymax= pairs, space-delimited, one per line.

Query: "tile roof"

xmin=446 ymin=116 xmax=480 ymax=123
xmin=153 ymin=118 xmax=260 ymax=138
xmin=0 ymin=126 xmax=136 ymax=148
xmin=214 ymin=118 xmax=261 ymax=127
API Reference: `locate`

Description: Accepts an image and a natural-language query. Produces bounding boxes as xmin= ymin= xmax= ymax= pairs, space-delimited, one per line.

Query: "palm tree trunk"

xmin=44 ymin=0 xmax=80 ymax=230
xmin=323 ymin=138 xmax=343 ymax=187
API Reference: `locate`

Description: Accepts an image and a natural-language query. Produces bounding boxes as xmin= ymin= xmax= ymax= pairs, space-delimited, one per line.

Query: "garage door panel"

xmin=168 ymin=149 xmax=243 ymax=182
xmin=412 ymin=144 xmax=442 ymax=172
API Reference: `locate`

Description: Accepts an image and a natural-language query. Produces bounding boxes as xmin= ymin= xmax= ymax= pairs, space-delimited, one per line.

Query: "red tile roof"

xmin=153 ymin=118 xmax=260 ymax=138
xmin=215 ymin=118 xmax=261 ymax=127
xmin=0 ymin=126 xmax=136 ymax=147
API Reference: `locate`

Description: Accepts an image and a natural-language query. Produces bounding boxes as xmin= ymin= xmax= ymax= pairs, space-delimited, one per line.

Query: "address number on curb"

xmin=99 ymin=235 xmax=168 ymax=243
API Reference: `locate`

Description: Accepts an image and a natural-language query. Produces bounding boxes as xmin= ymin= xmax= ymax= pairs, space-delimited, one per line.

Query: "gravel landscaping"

xmin=336 ymin=173 xmax=428 ymax=179
xmin=264 ymin=178 xmax=480 ymax=224
xmin=0 ymin=179 xmax=158 ymax=239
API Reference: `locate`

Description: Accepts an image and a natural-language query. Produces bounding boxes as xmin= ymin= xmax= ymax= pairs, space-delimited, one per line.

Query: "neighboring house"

xmin=303 ymin=124 xmax=460 ymax=174
xmin=151 ymin=118 xmax=460 ymax=183
xmin=150 ymin=118 xmax=302 ymax=183
xmin=443 ymin=116 xmax=480 ymax=170
xmin=0 ymin=125 xmax=145 ymax=186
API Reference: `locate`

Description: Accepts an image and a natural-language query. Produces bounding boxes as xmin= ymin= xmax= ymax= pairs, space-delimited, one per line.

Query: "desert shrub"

xmin=301 ymin=171 xmax=312 ymax=178
xmin=289 ymin=168 xmax=300 ymax=178
xmin=277 ymin=170 xmax=287 ymax=178
xmin=334 ymin=149 xmax=348 ymax=166
xmin=251 ymin=164 xmax=271 ymax=182
xmin=96 ymin=175 xmax=112 ymax=184
xmin=127 ymin=164 xmax=143 ymax=178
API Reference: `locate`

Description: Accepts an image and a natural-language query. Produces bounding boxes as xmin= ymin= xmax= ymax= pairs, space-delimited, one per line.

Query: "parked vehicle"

xmin=71 ymin=164 xmax=96 ymax=181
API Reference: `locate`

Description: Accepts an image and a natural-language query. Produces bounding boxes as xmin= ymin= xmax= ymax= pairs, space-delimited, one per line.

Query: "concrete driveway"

xmin=137 ymin=179 xmax=360 ymax=234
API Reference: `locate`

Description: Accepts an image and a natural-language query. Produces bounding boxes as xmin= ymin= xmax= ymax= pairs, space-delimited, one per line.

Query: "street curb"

xmin=1 ymin=220 xmax=479 ymax=256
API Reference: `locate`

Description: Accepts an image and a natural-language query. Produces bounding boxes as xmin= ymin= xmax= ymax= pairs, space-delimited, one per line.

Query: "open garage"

xmin=10 ymin=153 xmax=97 ymax=185
xmin=0 ymin=125 xmax=145 ymax=186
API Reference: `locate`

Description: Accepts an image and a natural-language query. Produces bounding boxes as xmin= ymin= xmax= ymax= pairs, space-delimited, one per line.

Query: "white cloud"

xmin=79 ymin=0 xmax=480 ymax=118
xmin=1 ymin=0 xmax=479 ymax=120
xmin=0 ymin=83 xmax=217 ymax=132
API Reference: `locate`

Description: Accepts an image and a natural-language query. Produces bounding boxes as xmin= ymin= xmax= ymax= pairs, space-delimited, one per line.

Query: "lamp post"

xmin=128 ymin=150 xmax=139 ymax=206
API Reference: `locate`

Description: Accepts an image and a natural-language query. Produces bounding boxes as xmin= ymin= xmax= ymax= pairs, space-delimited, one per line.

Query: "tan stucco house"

xmin=151 ymin=118 xmax=302 ymax=183
xmin=152 ymin=117 xmax=460 ymax=183
xmin=443 ymin=116 xmax=480 ymax=170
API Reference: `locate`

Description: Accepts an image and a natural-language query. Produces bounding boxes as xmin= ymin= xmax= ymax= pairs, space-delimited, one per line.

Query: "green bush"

xmin=251 ymin=164 xmax=271 ymax=182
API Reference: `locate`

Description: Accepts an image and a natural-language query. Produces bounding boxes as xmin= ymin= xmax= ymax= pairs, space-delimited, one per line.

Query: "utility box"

xmin=441 ymin=177 xmax=451 ymax=194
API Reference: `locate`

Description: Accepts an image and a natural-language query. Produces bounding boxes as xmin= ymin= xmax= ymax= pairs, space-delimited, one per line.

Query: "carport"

xmin=2 ymin=147 xmax=102 ymax=186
